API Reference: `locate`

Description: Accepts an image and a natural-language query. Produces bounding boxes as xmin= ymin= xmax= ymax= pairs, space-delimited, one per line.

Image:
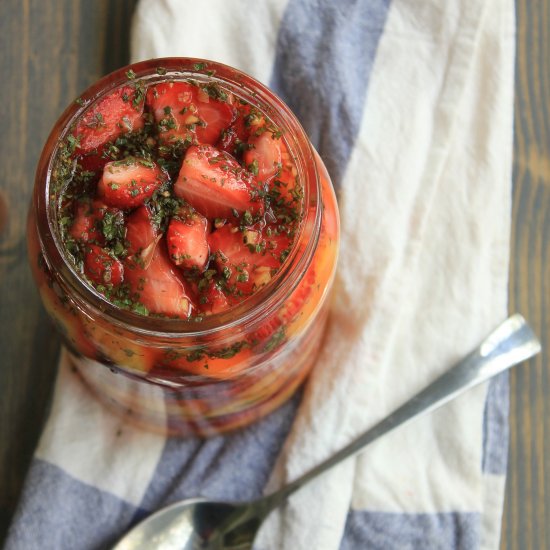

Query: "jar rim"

xmin=33 ymin=57 xmax=322 ymax=338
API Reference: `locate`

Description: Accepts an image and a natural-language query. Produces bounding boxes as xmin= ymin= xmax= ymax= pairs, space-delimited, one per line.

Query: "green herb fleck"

xmin=264 ymin=327 xmax=285 ymax=352
xmin=247 ymin=159 xmax=259 ymax=176
xmin=132 ymin=302 xmax=149 ymax=316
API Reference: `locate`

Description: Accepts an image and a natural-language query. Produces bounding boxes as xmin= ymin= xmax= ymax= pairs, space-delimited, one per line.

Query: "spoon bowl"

xmin=116 ymin=498 xmax=263 ymax=550
xmin=114 ymin=314 xmax=541 ymax=550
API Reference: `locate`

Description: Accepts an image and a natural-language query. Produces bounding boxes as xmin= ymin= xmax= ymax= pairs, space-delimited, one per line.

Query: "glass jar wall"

xmin=28 ymin=58 xmax=339 ymax=436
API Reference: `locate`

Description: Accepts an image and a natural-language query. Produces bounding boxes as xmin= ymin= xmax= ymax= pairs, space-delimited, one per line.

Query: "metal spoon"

xmin=113 ymin=314 xmax=541 ymax=550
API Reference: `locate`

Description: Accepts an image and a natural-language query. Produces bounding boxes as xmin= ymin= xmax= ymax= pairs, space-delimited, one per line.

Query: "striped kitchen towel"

xmin=6 ymin=0 xmax=515 ymax=549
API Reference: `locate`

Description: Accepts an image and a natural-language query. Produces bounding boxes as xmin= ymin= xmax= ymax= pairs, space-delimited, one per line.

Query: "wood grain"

xmin=0 ymin=0 xmax=136 ymax=542
xmin=502 ymin=1 xmax=550 ymax=549
xmin=0 ymin=0 xmax=547 ymax=548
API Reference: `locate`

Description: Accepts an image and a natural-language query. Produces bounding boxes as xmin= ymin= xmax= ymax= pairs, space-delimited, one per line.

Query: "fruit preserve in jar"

xmin=28 ymin=58 xmax=339 ymax=436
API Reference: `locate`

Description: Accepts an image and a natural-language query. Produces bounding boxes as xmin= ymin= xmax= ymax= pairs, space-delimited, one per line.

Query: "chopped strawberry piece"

xmin=124 ymin=205 xmax=160 ymax=265
xmin=208 ymin=224 xmax=286 ymax=297
xmin=125 ymin=242 xmax=194 ymax=318
xmin=98 ymin=157 xmax=167 ymax=209
xmin=217 ymin=126 xmax=240 ymax=155
xmin=217 ymin=104 xmax=252 ymax=156
xmin=146 ymin=82 xmax=234 ymax=146
xmin=146 ymin=81 xmax=195 ymax=145
xmin=209 ymin=224 xmax=290 ymax=269
xmin=194 ymin=89 xmax=235 ymax=145
xmin=124 ymin=204 xmax=192 ymax=319
xmin=264 ymin=226 xmax=293 ymax=263
xmin=199 ymin=280 xmax=230 ymax=315
xmin=243 ymin=131 xmax=283 ymax=181
xmin=166 ymin=208 xmax=209 ymax=271
xmin=77 ymin=148 xmax=110 ymax=173
xmin=83 ymin=244 xmax=124 ymax=286
xmin=74 ymin=86 xmax=144 ymax=153
xmin=70 ymin=200 xmax=111 ymax=244
xmin=175 ymin=145 xmax=263 ymax=219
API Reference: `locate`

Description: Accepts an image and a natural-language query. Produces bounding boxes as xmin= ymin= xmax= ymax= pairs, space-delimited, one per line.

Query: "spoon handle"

xmin=263 ymin=314 xmax=541 ymax=511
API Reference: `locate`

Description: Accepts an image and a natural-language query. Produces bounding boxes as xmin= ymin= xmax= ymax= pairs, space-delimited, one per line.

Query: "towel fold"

xmin=7 ymin=0 xmax=515 ymax=548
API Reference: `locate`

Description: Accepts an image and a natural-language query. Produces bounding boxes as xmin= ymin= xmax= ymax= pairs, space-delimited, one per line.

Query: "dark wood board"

xmin=0 ymin=0 xmax=137 ymax=542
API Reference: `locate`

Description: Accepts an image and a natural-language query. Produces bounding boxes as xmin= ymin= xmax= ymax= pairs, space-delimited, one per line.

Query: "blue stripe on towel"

xmin=482 ymin=373 xmax=509 ymax=474
xmin=270 ymin=0 xmax=392 ymax=188
xmin=340 ymin=510 xmax=480 ymax=550
xmin=139 ymin=393 xmax=301 ymax=509
xmin=5 ymin=459 xmax=142 ymax=550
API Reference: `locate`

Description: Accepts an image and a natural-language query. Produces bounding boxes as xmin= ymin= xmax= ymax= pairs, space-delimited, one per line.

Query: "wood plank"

xmin=0 ymin=0 xmax=136 ymax=542
xmin=502 ymin=0 xmax=550 ymax=548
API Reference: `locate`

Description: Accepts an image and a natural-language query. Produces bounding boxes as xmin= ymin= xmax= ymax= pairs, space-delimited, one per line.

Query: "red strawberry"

xmin=217 ymin=104 xmax=252 ymax=156
xmin=125 ymin=242 xmax=194 ymax=318
xmin=194 ymin=87 xmax=235 ymax=144
xmin=174 ymin=145 xmax=264 ymax=219
xmin=74 ymin=86 xmax=144 ymax=153
xmin=98 ymin=157 xmax=167 ymax=209
xmin=199 ymin=280 xmax=230 ymax=315
xmin=146 ymin=81 xmax=195 ymax=145
xmin=243 ymin=130 xmax=283 ymax=181
xmin=124 ymin=205 xmax=160 ymax=266
xmin=217 ymin=125 xmax=240 ymax=155
xmin=146 ymin=82 xmax=234 ymax=146
xmin=124 ymin=206 xmax=193 ymax=318
xmin=208 ymin=224 xmax=285 ymax=297
xmin=70 ymin=200 xmax=111 ymax=244
xmin=166 ymin=207 xmax=209 ymax=271
xmin=83 ymin=244 xmax=124 ymax=286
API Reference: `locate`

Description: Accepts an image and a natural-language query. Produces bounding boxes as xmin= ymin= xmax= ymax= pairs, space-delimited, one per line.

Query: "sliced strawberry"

xmin=194 ymin=87 xmax=235 ymax=145
xmin=98 ymin=157 xmax=167 ymax=209
xmin=146 ymin=81 xmax=196 ymax=145
xmin=125 ymin=208 xmax=193 ymax=317
xmin=125 ymin=242 xmax=194 ymax=318
xmin=263 ymin=225 xmax=293 ymax=264
xmin=70 ymin=200 xmax=110 ymax=244
xmin=166 ymin=207 xmax=209 ymax=271
xmin=243 ymin=130 xmax=283 ymax=181
xmin=147 ymin=81 xmax=234 ymax=146
xmin=74 ymin=86 xmax=144 ymax=153
xmin=209 ymin=224 xmax=291 ymax=269
xmin=77 ymin=148 xmax=110 ymax=173
xmin=269 ymin=143 xmax=300 ymax=204
xmin=217 ymin=104 xmax=252 ymax=156
xmin=124 ymin=205 xmax=160 ymax=266
xmin=198 ymin=280 xmax=230 ymax=315
xmin=217 ymin=125 xmax=240 ymax=156
xmin=207 ymin=224 xmax=285 ymax=297
xmin=175 ymin=145 xmax=263 ymax=219
xmin=83 ymin=244 xmax=124 ymax=286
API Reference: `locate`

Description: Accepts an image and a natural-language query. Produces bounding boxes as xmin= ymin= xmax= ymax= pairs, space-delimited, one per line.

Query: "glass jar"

xmin=27 ymin=58 xmax=339 ymax=437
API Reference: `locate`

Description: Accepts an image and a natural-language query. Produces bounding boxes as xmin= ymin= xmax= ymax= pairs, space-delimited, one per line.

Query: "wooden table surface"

xmin=0 ymin=1 xmax=547 ymax=548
